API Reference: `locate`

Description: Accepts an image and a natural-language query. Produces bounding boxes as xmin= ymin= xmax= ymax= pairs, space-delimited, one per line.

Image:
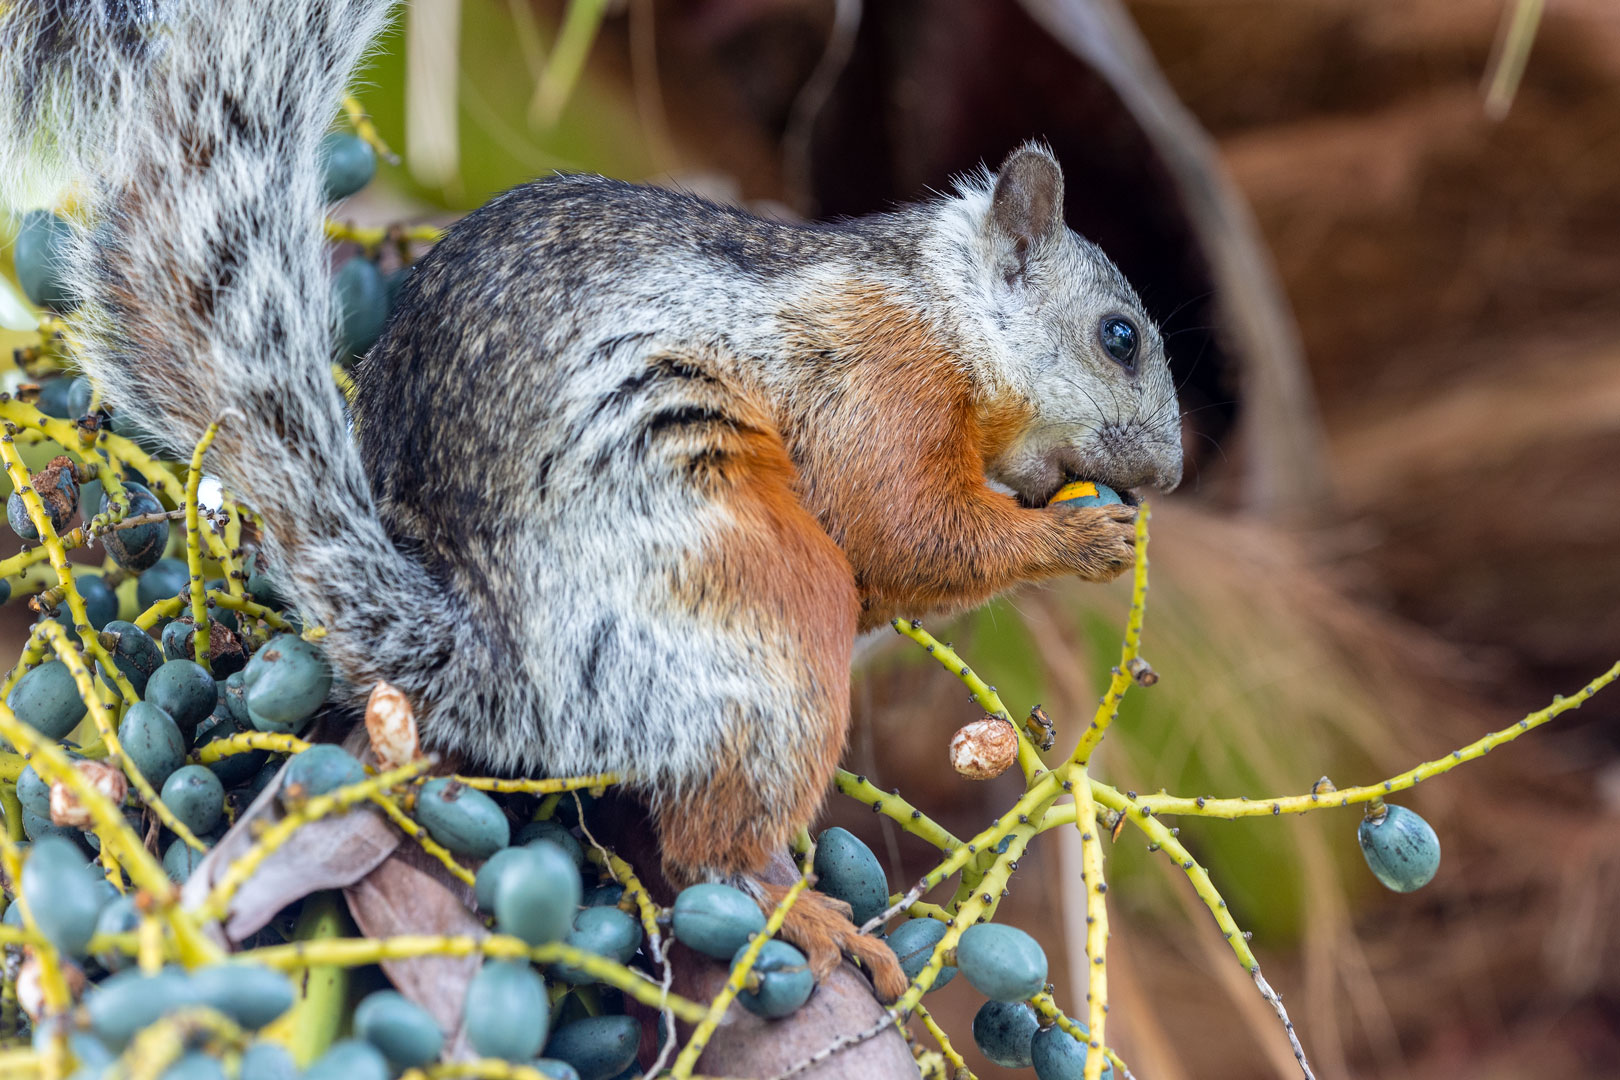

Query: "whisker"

xmin=1177 ymin=400 xmax=1235 ymax=421
xmin=1189 ymin=428 xmax=1229 ymax=464
xmin=1157 ymin=289 xmax=1216 ymax=329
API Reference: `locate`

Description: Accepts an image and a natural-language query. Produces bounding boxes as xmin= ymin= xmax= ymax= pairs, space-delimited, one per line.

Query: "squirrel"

xmin=1 ymin=0 xmax=1181 ymax=1001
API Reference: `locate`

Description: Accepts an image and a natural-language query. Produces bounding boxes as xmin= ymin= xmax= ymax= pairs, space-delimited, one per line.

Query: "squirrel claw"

xmin=757 ymin=884 xmax=909 ymax=1003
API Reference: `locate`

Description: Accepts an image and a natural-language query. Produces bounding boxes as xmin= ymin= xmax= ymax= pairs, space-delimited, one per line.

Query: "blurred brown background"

xmin=10 ymin=0 xmax=1620 ymax=1076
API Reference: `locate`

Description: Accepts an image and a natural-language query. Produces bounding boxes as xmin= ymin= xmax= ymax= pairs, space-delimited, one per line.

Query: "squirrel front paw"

xmin=1050 ymin=502 xmax=1138 ymax=582
xmin=756 ymin=883 xmax=909 ymax=1003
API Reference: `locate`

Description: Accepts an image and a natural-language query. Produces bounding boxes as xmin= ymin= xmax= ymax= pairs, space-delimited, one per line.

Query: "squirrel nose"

xmin=1152 ymin=452 xmax=1184 ymax=493
xmin=1095 ymin=423 xmax=1184 ymax=494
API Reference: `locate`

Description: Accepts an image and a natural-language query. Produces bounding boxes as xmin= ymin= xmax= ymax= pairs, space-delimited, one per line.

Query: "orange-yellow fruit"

xmin=1049 ymin=480 xmax=1122 ymax=507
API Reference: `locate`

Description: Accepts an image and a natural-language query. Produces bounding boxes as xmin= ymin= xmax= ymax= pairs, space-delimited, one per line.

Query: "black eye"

xmin=1099 ymin=316 xmax=1139 ymax=368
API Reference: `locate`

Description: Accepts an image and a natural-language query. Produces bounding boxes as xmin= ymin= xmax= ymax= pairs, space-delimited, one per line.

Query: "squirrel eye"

xmin=1099 ymin=316 xmax=1139 ymax=368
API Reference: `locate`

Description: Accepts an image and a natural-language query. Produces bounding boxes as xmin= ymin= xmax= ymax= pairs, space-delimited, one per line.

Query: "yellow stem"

xmin=1091 ymin=778 xmax=1256 ymax=972
xmin=1030 ymin=992 xmax=1135 ymax=1080
xmin=404 ymin=1064 xmax=558 ymax=1080
xmin=120 ymin=1007 xmax=248 ymax=1080
xmin=244 ymin=932 xmax=707 ymax=1024
xmin=0 ymin=429 xmax=142 ymax=707
xmin=341 ymin=95 xmax=398 ymax=162
xmin=892 ymin=618 xmax=1045 ymax=783
xmin=324 ymin=220 xmax=443 ymax=251
xmin=367 ymin=792 xmax=476 ymax=887
xmin=876 ymin=769 xmax=1065 ymax=930
xmin=1073 ymin=773 xmax=1109 ymax=1080
xmin=834 ymin=769 xmax=961 ymax=852
xmin=888 ymin=816 xmax=1040 ymax=1017
xmin=0 ymin=648 xmax=172 ymax=897
xmin=915 ymin=1002 xmax=976 ymax=1079
xmin=584 ymin=847 xmax=664 ymax=962
xmin=189 ymin=730 xmax=310 ymax=764
xmin=262 ymin=892 xmax=348 ymax=1065
xmin=183 ymin=420 xmax=223 ymax=672
xmin=138 ymin=590 xmax=294 ymax=634
xmin=1070 ymin=503 xmax=1150 ymax=766
xmin=451 ymin=772 xmax=619 ymax=794
xmin=1129 ymin=661 xmax=1620 ymax=822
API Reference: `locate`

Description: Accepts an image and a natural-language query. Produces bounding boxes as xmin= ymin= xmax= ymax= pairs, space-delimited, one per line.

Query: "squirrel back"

xmin=363 ymin=169 xmax=1182 ymax=638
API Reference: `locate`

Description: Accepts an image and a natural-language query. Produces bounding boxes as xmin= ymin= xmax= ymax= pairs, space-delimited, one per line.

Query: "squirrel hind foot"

xmin=756 ymin=882 xmax=909 ymax=1004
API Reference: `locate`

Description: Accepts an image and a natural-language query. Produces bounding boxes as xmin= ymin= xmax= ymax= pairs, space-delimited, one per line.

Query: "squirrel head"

xmin=954 ymin=143 xmax=1184 ymax=506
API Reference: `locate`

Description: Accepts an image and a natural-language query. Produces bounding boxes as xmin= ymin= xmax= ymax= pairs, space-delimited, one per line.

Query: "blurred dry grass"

xmin=1155 ymin=0 xmax=1620 ymax=686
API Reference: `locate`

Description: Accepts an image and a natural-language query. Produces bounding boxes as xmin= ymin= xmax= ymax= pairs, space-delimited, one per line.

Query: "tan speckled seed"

xmin=365 ymin=679 xmax=420 ymax=770
xmin=50 ymin=760 xmax=128 ymax=827
xmin=949 ymin=715 xmax=1018 ymax=780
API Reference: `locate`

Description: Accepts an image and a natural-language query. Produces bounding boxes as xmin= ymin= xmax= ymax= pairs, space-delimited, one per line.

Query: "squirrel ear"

xmin=989 ymin=145 xmax=1066 ymax=272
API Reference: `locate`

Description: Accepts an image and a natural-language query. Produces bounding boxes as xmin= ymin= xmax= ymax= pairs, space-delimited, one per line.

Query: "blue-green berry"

xmin=21 ymin=835 xmax=105 ymax=957
xmin=144 ymin=659 xmax=217 ymax=739
xmin=15 ymin=210 xmax=77 ymax=312
xmin=99 ymin=619 xmax=165 ymax=693
xmin=306 ymin=1039 xmax=389 ymax=1080
xmin=886 ymin=917 xmax=956 ymax=990
xmin=491 ymin=841 xmax=580 ymax=945
xmin=280 ymin=744 xmax=366 ymax=801
xmin=1358 ymin=804 xmax=1441 ymax=893
xmin=734 ymin=939 xmax=814 ymax=1018
xmin=160 ymin=765 xmax=226 ymax=834
xmin=162 ymin=836 xmax=209 ymax=882
xmin=34 ymin=378 xmax=75 ymax=419
xmin=1031 ymin=1020 xmax=1113 ymax=1079
xmin=239 ymin=1042 xmax=299 ymax=1080
xmin=189 ymin=963 xmax=295 ymax=1029
xmin=973 ymin=1000 xmax=1040 ymax=1068
xmin=956 ymin=922 xmax=1048 ymax=1002
xmin=86 ymin=967 xmax=200 ymax=1048
xmin=415 ymin=777 xmax=509 ymax=859
xmin=354 ymin=989 xmax=444 ymax=1068
xmin=138 ymin=557 xmax=191 ymax=610
xmin=94 ymin=893 xmax=141 ymax=972
xmin=543 ymin=1015 xmax=639 ymax=1080
xmin=100 ymin=483 xmax=169 ymax=572
xmin=76 ymin=574 xmax=119 ymax=630
xmin=65 ymin=377 xmax=93 ymax=419
xmin=670 ymin=883 xmax=766 ymax=961
xmin=242 ymin=633 xmax=332 ymax=733
xmin=554 ymin=906 xmax=641 ymax=984
xmin=118 ymin=701 xmax=187 ymax=789
xmin=319 ymin=132 xmax=377 ymax=202
xmin=464 ymin=960 xmax=548 ymax=1061
xmin=515 ymin=818 xmax=584 ymax=867
xmin=7 ymin=660 xmax=86 ymax=739
xmin=813 ymin=827 xmax=888 ymax=928
xmin=333 ymin=256 xmax=389 ymax=359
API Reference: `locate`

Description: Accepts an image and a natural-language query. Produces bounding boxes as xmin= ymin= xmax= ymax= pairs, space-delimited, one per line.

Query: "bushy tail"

xmin=0 ymin=1 xmax=159 ymax=209
xmin=1 ymin=0 xmax=441 ymax=691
